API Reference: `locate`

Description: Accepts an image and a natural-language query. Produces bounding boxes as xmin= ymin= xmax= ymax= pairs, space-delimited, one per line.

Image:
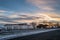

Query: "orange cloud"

xmin=44 ymin=12 xmax=60 ymax=18
xmin=53 ymin=18 xmax=60 ymax=22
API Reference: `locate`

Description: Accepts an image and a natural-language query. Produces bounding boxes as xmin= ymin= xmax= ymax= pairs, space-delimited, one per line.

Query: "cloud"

xmin=8 ymin=13 xmax=39 ymax=20
xmin=0 ymin=13 xmax=5 ymax=16
xmin=0 ymin=12 xmax=51 ymax=24
xmin=26 ymin=0 xmax=57 ymax=11
xmin=0 ymin=11 xmax=60 ymax=24
xmin=8 ymin=14 xmax=20 ymax=18
xmin=8 ymin=13 xmax=32 ymax=18
xmin=13 ymin=20 xmax=34 ymax=23
xmin=0 ymin=20 xmax=17 ymax=24
xmin=0 ymin=10 xmax=8 ymax=13
xmin=53 ymin=18 xmax=60 ymax=22
xmin=39 ymin=12 xmax=60 ymax=18
xmin=0 ymin=12 xmax=34 ymax=24
xmin=0 ymin=0 xmax=60 ymax=24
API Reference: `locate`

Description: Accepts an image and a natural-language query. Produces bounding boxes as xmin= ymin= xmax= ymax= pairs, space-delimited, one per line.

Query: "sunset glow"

xmin=0 ymin=0 xmax=60 ymax=24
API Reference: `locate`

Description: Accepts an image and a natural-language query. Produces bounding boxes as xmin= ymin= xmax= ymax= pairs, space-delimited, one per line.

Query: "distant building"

xmin=4 ymin=23 xmax=33 ymax=30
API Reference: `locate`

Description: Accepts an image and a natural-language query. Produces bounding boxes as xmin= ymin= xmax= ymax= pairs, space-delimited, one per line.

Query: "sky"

xmin=0 ymin=0 xmax=60 ymax=24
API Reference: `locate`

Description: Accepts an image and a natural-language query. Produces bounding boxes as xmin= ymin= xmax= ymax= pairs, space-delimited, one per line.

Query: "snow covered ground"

xmin=0 ymin=29 xmax=59 ymax=40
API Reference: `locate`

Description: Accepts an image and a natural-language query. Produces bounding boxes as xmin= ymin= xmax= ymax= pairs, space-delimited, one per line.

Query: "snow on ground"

xmin=0 ymin=29 xmax=59 ymax=40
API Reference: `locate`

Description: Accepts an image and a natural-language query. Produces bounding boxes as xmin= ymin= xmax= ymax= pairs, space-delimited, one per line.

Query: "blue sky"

xmin=0 ymin=0 xmax=38 ymax=13
xmin=0 ymin=0 xmax=60 ymax=24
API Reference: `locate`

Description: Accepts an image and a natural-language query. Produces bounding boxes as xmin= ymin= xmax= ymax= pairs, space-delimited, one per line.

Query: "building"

xmin=4 ymin=23 xmax=33 ymax=30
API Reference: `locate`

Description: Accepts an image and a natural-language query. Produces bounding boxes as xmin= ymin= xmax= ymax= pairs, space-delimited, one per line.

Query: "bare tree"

xmin=31 ymin=22 xmax=37 ymax=29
